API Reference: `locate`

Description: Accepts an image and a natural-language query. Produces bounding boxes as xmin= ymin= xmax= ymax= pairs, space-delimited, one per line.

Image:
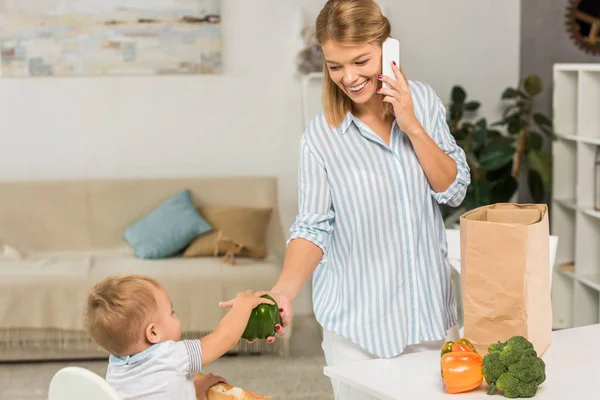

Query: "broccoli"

xmin=488 ymin=340 xmax=508 ymax=353
xmin=482 ymin=336 xmax=546 ymax=398
xmin=533 ymin=357 xmax=546 ymax=385
xmin=496 ymin=373 xmax=538 ymax=398
xmin=482 ymin=352 xmax=504 ymax=394
xmin=500 ymin=339 xmax=532 ymax=366
xmin=504 ymin=336 xmax=534 ymax=351
xmin=507 ymin=355 xmax=542 ymax=383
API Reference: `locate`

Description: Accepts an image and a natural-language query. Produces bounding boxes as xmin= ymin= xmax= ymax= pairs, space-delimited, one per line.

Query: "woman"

xmin=221 ymin=0 xmax=469 ymax=396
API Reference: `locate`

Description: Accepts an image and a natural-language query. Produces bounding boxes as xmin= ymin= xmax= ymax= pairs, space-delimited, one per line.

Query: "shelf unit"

xmin=551 ymin=63 xmax=600 ymax=330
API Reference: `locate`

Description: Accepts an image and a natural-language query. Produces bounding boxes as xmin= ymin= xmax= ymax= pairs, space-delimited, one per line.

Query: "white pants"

xmin=321 ymin=326 xmax=459 ymax=400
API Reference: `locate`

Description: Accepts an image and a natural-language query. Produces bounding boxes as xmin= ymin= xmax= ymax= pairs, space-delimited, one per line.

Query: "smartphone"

xmin=381 ymin=37 xmax=400 ymax=89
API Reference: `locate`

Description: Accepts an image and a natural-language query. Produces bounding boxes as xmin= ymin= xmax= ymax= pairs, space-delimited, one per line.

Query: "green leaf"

xmin=464 ymin=101 xmax=480 ymax=111
xmin=450 ymin=103 xmax=461 ymax=121
xmin=502 ymin=104 xmax=522 ymax=119
xmin=440 ymin=203 xmax=455 ymax=220
xmin=489 ymin=135 xmax=516 ymax=147
xmin=486 ymin=162 xmax=513 ymax=182
xmin=473 ymin=180 xmax=492 ymax=207
xmin=524 ymin=75 xmax=542 ymax=96
xmin=540 ymin=125 xmax=552 ymax=135
xmin=486 ymin=130 xmax=504 ymax=140
xmin=454 ymin=126 xmax=469 ymax=141
xmin=464 ymin=179 xmax=492 ymax=211
xmin=507 ymin=116 xmax=522 ymax=134
xmin=466 ymin=151 xmax=480 ymax=169
xmin=502 ymin=88 xmax=520 ymax=99
xmin=452 ymin=86 xmax=466 ymax=104
xmin=528 ymin=170 xmax=545 ymax=203
xmin=527 ymin=150 xmax=552 ymax=192
xmin=533 ymin=112 xmax=552 ymax=127
xmin=539 ymin=125 xmax=557 ymax=140
xmin=516 ymin=99 xmax=529 ymax=108
xmin=526 ymin=132 xmax=544 ymax=152
xmin=479 ymin=144 xmax=516 ymax=171
xmin=473 ymin=119 xmax=488 ymax=148
xmin=491 ymin=175 xmax=518 ymax=203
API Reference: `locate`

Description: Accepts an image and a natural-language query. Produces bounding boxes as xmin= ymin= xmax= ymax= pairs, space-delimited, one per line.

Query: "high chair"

xmin=48 ymin=366 xmax=121 ymax=400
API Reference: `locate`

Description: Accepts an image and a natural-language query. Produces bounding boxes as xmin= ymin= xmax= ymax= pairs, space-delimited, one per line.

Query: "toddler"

xmin=84 ymin=274 xmax=274 ymax=400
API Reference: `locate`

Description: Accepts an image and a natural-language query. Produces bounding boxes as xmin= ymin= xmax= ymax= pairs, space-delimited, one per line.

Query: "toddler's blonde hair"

xmin=85 ymin=274 xmax=162 ymax=355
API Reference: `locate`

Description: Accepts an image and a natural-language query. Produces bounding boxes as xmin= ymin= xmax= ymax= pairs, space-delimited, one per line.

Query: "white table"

xmin=323 ymin=323 xmax=599 ymax=399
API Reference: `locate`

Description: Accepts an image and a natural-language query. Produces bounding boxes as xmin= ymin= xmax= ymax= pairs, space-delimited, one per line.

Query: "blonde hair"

xmin=316 ymin=0 xmax=394 ymax=127
xmin=84 ymin=275 xmax=162 ymax=355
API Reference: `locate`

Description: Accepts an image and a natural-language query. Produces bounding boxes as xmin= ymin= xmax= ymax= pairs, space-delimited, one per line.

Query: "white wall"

xmin=0 ymin=0 xmax=520 ymax=315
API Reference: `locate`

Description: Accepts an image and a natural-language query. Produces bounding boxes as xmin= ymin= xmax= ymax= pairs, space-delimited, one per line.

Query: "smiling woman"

xmin=317 ymin=0 xmax=393 ymax=128
xmin=323 ymin=45 xmax=379 ymax=96
xmin=220 ymin=1 xmax=471 ymax=399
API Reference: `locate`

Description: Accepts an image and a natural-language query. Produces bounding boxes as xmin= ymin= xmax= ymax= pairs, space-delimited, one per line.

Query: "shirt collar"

xmin=336 ymin=112 xmax=354 ymax=135
xmin=337 ymin=112 xmax=400 ymax=137
xmin=109 ymin=342 xmax=163 ymax=366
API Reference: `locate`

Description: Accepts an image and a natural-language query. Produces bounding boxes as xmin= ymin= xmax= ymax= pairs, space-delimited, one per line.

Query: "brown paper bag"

xmin=459 ymin=203 xmax=552 ymax=356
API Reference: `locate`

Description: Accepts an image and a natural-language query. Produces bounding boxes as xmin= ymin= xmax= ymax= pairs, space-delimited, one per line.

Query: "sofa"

xmin=0 ymin=176 xmax=291 ymax=361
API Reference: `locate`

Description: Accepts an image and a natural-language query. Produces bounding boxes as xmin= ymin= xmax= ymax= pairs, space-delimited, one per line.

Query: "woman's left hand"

xmin=218 ymin=290 xmax=288 ymax=344
xmin=377 ymin=62 xmax=422 ymax=135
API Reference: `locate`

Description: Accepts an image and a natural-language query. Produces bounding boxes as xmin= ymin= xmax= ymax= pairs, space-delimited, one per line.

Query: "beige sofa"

xmin=0 ymin=176 xmax=291 ymax=361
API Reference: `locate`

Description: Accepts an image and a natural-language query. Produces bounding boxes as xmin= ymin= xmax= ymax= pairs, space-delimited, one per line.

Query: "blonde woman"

xmin=221 ymin=0 xmax=470 ymax=397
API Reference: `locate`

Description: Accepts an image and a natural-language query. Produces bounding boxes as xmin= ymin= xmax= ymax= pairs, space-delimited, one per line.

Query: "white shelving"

xmin=578 ymin=71 xmax=600 ymax=138
xmin=552 ymin=63 xmax=600 ymax=329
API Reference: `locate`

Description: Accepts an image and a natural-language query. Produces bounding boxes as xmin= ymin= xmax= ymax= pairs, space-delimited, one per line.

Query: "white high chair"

xmin=48 ymin=367 xmax=122 ymax=400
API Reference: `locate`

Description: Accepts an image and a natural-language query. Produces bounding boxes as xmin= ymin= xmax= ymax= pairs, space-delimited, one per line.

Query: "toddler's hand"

xmin=231 ymin=290 xmax=275 ymax=310
xmin=194 ymin=372 xmax=226 ymax=400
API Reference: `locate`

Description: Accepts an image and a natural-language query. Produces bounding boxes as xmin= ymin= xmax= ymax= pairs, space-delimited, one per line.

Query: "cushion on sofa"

xmin=123 ymin=189 xmax=212 ymax=259
xmin=183 ymin=206 xmax=273 ymax=259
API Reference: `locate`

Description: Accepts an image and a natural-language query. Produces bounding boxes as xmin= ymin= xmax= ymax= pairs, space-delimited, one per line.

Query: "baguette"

xmin=195 ymin=373 xmax=271 ymax=400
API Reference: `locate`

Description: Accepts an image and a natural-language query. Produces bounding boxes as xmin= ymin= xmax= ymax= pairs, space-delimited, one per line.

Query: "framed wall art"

xmin=0 ymin=0 xmax=222 ymax=77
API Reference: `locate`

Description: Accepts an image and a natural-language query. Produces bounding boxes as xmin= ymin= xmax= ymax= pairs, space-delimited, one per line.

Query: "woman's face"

xmin=321 ymin=39 xmax=382 ymax=104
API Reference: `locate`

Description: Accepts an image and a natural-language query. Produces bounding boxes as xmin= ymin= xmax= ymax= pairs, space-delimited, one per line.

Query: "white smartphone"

xmin=381 ymin=37 xmax=400 ymax=89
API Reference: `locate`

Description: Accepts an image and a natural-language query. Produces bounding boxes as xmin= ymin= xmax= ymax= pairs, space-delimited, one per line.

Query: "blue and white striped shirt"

xmin=288 ymin=80 xmax=470 ymax=358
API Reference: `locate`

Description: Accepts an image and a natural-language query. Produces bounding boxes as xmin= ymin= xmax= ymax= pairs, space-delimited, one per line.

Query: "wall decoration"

xmin=294 ymin=7 xmax=323 ymax=76
xmin=0 ymin=0 xmax=221 ymax=77
xmin=295 ymin=24 xmax=323 ymax=76
xmin=566 ymin=0 xmax=600 ymax=56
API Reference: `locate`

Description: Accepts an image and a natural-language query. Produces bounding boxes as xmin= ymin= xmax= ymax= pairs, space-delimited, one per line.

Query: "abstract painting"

xmin=0 ymin=0 xmax=221 ymax=77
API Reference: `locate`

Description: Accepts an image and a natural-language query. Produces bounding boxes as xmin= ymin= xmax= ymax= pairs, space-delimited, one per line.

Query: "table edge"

xmin=324 ymin=365 xmax=398 ymax=400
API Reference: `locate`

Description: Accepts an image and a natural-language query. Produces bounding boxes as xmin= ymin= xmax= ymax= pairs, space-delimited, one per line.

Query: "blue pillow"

xmin=123 ymin=189 xmax=212 ymax=259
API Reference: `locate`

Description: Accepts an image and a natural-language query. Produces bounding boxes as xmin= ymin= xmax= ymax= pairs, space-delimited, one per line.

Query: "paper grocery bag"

xmin=459 ymin=203 xmax=552 ymax=356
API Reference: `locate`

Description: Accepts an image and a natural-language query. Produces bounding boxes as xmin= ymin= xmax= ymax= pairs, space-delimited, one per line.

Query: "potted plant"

xmin=441 ymin=75 xmax=555 ymax=224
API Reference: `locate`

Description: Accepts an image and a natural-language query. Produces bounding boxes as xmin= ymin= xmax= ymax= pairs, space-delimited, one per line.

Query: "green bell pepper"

xmin=241 ymin=294 xmax=282 ymax=341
